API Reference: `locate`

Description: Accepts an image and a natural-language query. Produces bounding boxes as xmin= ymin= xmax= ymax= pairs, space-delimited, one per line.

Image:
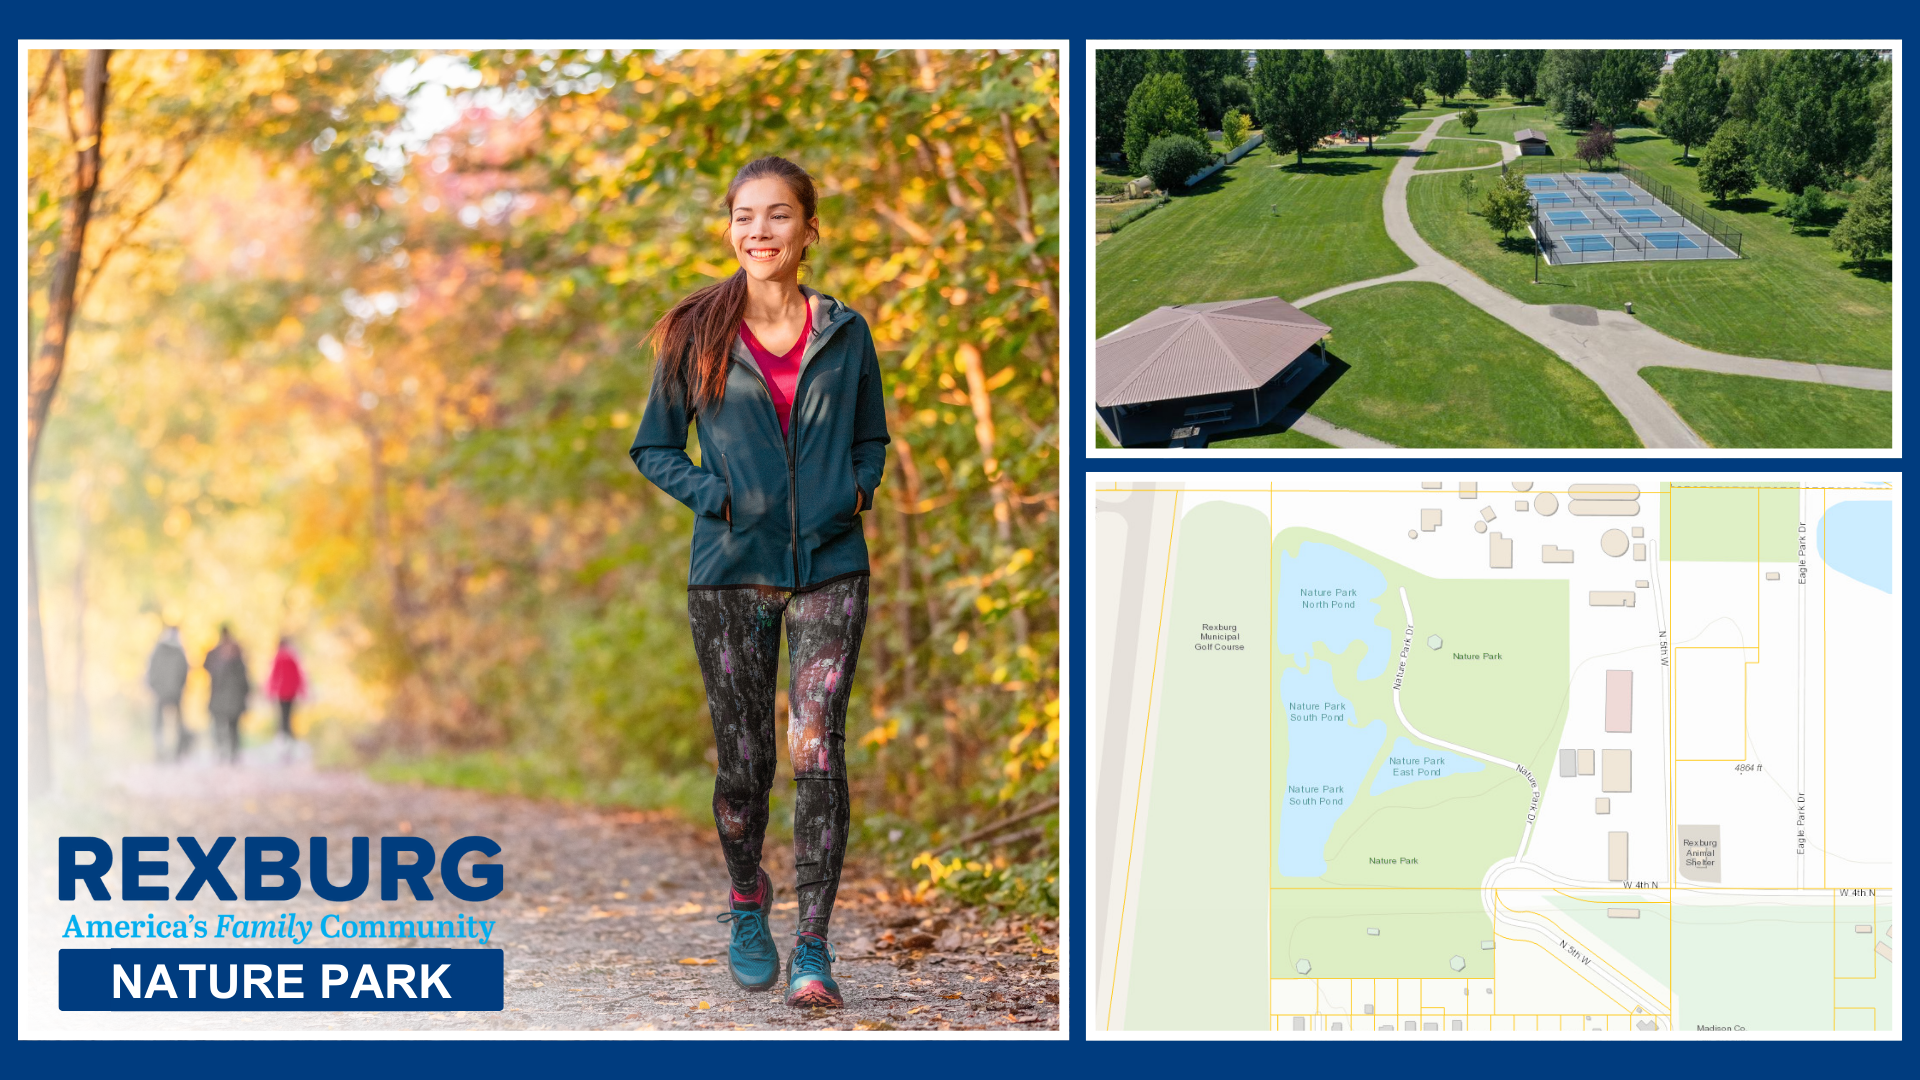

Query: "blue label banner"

xmin=59 ymin=948 xmax=504 ymax=1011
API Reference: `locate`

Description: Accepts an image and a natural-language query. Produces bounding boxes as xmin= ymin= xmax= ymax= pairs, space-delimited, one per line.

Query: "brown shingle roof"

xmin=1513 ymin=129 xmax=1549 ymax=143
xmin=1094 ymin=297 xmax=1330 ymax=408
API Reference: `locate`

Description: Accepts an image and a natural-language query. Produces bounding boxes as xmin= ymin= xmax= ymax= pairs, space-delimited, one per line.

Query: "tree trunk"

xmin=27 ymin=48 xmax=110 ymax=800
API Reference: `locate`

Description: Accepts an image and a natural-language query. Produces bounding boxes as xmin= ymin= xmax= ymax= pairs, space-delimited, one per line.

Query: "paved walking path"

xmin=1282 ymin=107 xmax=1892 ymax=449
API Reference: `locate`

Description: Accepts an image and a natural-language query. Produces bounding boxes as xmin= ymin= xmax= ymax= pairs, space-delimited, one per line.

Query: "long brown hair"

xmin=648 ymin=156 xmax=819 ymax=412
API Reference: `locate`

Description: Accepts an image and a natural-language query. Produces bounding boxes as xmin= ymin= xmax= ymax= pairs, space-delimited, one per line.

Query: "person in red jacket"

xmin=266 ymin=637 xmax=306 ymax=742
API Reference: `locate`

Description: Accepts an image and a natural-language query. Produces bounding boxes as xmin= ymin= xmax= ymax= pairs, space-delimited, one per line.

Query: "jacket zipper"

xmin=732 ymin=302 xmax=856 ymax=589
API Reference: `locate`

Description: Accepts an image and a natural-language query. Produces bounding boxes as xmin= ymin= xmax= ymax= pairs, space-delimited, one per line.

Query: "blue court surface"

xmin=1579 ymin=176 xmax=1614 ymax=186
xmin=1525 ymin=177 xmax=1558 ymax=189
xmin=1562 ymin=234 xmax=1615 ymax=252
xmin=1595 ymin=191 xmax=1637 ymax=204
xmin=1533 ymin=191 xmax=1573 ymax=206
xmin=1640 ymin=232 xmax=1700 ymax=249
xmin=1613 ymin=207 xmax=1662 ymax=224
xmin=1547 ymin=210 xmax=1591 ymax=226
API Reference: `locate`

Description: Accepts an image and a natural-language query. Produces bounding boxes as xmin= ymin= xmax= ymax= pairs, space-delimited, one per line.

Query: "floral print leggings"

xmin=687 ymin=574 xmax=867 ymax=938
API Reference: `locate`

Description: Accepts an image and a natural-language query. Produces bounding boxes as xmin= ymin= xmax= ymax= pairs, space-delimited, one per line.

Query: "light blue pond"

xmin=1276 ymin=542 xmax=1392 ymax=681
xmin=1277 ymin=660 xmax=1386 ymax=878
xmin=1819 ymin=500 xmax=1893 ymax=594
xmin=1368 ymin=736 xmax=1484 ymax=795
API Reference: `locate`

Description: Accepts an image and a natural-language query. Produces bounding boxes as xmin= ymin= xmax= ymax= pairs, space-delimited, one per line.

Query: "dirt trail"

xmin=24 ymin=760 xmax=1060 ymax=1033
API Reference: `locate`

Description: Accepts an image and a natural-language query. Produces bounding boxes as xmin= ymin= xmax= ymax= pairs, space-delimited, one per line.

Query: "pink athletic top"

xmin=739 ymin=307 xmax=810 ymax=436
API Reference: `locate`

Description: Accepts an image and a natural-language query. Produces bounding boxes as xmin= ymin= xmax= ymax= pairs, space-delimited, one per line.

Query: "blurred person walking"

xmin=631 ymin=156 xmax=888 ymax=1009
xmin=204 ymin=625 xmax=251 ymax=765
xmin=144 ymin=625 xmax=190 ymax=761
xmin=267 ymin=637 xmax=306 ymax=747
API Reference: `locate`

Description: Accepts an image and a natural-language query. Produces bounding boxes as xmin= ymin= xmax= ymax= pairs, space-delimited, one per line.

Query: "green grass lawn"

xmin=1397 ymin=95 xmax=1526 ymax=119
xmin=1406 ymin=126 xmax=1892 ymax=368
xmin=1209 ymin=429 xmax=1336 ymax=448
xmin=1097 ymin=142 xmax=1415 ymax=336
xmin=1435 ymin=107 xmax=1575 ymax=153
xmin=1294 ymin=282 xmax=1639 ymax=447
xmin=1095 ymin=197 xmax=1158 ymax=232
xmin=1639 ymin=367 xmax=1892 ymax=449
xmin=1413 ymin=138 xmax=1504 ymax=171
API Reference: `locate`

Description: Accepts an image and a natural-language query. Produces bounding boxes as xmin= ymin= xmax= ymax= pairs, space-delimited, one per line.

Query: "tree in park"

xmin=1429 ymin=49 xmax=1468 ymax=104
xmin=1655 ymin=49 xmax=1730 ymax=160
xmin=1123 ymin=71 xmax=1206 ymax=171
xmin=1830 ymin=172 xmax=1892 ymax=266
xmin=1460 ymin=106 xmax=1480 ymax=133
xmin=1576 ymin=123 xmax=1618 ymax=170
xmin=1482 ymin=171 xmax=1534 ymax=240
xmin=1172 ymin=49 xmax=1253 ymax=131
xmin=1397 ymin=51 xmax=1427 ymax=102
xmin=1504 ymin=49 xmax=1544 ymax=102
xmin=1221 ymin=107 xmax=1252 ymax=149
xmin=1723 ymin=50 xmax=1781 ymax=122
xmin=1539 ymin=50 xmax=1602 ymax=129
xmin=1252 ymin=49 xmax=1337 ymax=165
xmin=1753 ymin=49 xmax=1879 ymax=194
xmin=1142 ymin=133 xmax=1216 ymax=192
xmin=1458 ymin=171 xmax=1480 ymax=201
xmin=1338 ymin=50 xmax=1404 ymax=151
xmin=1468 ymin=49 xmax=1504 ymax=102
xmin=1221 ymin=74 xmax=1257 ymax=126
xmin=1096 ymin=50 xmax=1153 ymax=158
xmin=1696 ymin=119 xmax=1758 ymax=205
xmin=1592 ymin=49 xmax=1660 ymax=129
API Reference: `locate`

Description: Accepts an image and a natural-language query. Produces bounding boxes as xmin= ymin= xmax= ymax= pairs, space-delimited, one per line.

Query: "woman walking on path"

xmin=631 ymin=156 xmax=889 ymax=1008
xmin=267 ymin=637 xmax=306 ymax=743
xmin=203 ymin=626 xmax=251 ymax=765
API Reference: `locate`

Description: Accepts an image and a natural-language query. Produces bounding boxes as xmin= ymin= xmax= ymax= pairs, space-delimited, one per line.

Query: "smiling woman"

xmin=630 ymin=154 xmax=889 ymax=1010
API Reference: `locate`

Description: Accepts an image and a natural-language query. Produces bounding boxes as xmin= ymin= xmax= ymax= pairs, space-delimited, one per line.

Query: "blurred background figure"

xmin=267 ymin=636 xmax=306 ymax=751
xmin=143 ymin=625 xmax=190 ymax=761
xmin=204 ymin=625 xmax=250 ymax=765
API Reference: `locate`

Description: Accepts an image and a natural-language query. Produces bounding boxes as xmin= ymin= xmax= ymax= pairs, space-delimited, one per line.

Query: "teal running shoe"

xmin=714 ymin=869 xmax=778 ymax=991
xmin=784 ymin=933 xmax=844 ymax=1007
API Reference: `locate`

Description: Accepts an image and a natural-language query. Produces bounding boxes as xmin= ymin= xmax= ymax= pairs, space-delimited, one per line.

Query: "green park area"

xmin=1407 ymin=120 xmax=1892 ymax=369
xmin=1662 ymin=482 xmax=1802 ymax=562
xmin=1296 ymin=283 xmax=1638 ymax=448
xmin=1272 ymin=888 xmax=1493 ymax=981
xmin=1096 ymin=141 xmax=1412 ymax=336
xmin=1095 ymin=49 xmax=1893 ymax=450
xmin=1413 ymin=138 xmax=1504 ymax=171
xmin=1266 ymin=528 xmax=1568 ymax=976
xmin=1641 ymin=367 xmax=1893 ymax=449
xmin=1270 ymin=528 xmax=1569 ymax=889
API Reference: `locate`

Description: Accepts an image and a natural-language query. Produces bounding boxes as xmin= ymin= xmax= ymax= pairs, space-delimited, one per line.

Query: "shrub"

xmin=1094 ymin=178 xmax=1132 ymax=197
xmin=1830 ymin=173 xmax=1891 ymax=264
xmin=1780 ymin=187 xmax=1827 ymax=229
xmin=1576 ymin=123 xmax=1618 ymax=170
xmin=1141 ymin=134 xmax=1215 ymax=192
xmin=1221 ymin=107 xmax=1252 ymax=149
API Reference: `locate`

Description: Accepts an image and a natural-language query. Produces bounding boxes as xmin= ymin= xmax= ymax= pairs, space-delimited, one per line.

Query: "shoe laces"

xmin=791 ymin=934 xmax=836 ymax=976
xmin=716 ymin=908 xmax=771 ymax=954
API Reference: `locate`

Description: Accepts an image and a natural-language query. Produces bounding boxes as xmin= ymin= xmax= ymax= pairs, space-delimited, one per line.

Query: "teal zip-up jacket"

xmin=631 ymin=285 xmax=889 ymax=590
